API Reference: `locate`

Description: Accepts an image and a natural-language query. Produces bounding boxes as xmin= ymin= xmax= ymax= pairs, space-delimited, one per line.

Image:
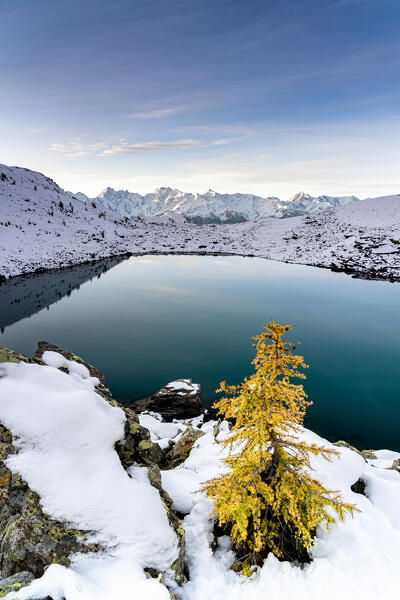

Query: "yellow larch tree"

xmin=202 ymin=319 xmax=357 ymax=575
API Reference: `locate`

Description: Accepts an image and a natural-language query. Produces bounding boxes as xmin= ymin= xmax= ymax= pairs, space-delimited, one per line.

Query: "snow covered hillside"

xmin=0 ymin=348 xmax=399 ymax=600
xmin=1 ymin=163 xmax=399 ymax=281
xmin=74 ymin=186 xmax=359 ymax=223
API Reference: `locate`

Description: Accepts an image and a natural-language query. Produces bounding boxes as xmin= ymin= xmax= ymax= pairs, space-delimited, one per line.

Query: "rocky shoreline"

xmin=1 ymin=248 xmax=400 ymax=286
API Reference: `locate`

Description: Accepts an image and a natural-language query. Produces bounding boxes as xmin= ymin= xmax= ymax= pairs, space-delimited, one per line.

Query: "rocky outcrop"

xmin=390 ymin=459 xmax=400 ymax=472
xmin=33 ymin=341 xmax=164 ymax=469
xmin=132 ymin=379 xmax=202 ymax=420
xmin=115 ymin=409 xmax=163 ymax=468
xmin=0 ymin=343 xmax=187 ymax=591
xmin=333 ymin=440 xmax=377 ymax=461
xmin=33 ymin=341 xmax=115 ymax=405
xmin=0 ymin=351 xmax=100 ymax=583
xmin=164 ymin=427 xmax=205 ymax=469
xmin=0 ymin=571 xmax=35 ymax=596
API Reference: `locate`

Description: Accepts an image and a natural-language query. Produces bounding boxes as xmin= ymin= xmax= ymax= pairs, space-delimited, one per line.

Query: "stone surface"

xmin=164 ymin=427 xmax=205 ymax=469
xmin=0 ymin=348 xmax=30 ymax=365
xmin=360 ymin=449 xmax=378 ymax=461
xmin=390 ymin=459 xmax=400 ymax=472
xmin=0 ymin=570 xmax=34 ymax=596
xmin=0 ymin=421 xmax=99 ymax=579
xmin=132 ymin=379 xmax=202 ymax=421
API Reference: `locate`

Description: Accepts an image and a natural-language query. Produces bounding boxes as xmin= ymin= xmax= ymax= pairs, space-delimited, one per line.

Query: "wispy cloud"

xmin=49 ymin=138 xmax=202 ymax=157
xmin=100 ymin=139 xmax=202 ymax=155
xmin=177 ymin=124 xmax=260 ymax=136
xmin=50 ymin=141 xmax=108 ymax=158
xmin=129 ymin=105 xmax=191 ymax=119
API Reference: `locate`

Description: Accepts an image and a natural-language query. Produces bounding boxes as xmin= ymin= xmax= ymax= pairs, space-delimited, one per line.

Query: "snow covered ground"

xmin=1 ymin=163 xmax=399 ymax=281
xmin=0 ymin=357 xmax=399 ymax=600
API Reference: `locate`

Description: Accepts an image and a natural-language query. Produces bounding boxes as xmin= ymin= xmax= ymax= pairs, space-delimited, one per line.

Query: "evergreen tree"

xmin=202 ymin=319 xmax=357 ymax=575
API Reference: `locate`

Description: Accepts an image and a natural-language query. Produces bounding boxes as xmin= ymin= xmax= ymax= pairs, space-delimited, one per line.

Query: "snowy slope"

xmin=0 ymin=358 xmax=399 ymax=600
xmin=74 ymin=186 xmax=359 ymax=223
xmin=1 ymin=163 xmax=399 ymax=281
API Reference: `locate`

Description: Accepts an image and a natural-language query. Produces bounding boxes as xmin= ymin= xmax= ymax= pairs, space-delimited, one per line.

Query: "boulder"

xmin=164 ymin=427 xmax=205 ymax=469
xmin=132 ymin=379 xmax=202 ymax=421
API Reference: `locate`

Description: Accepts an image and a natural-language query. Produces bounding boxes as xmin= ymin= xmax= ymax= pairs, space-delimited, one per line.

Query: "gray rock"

xmin=390 ymin=459 xmax=400 ymax=472
xmin=0 ymin=570 xmax=34 ymax=595
xmin=164 ymin=427 xmax=205 ymax=469
xmin=333 ymin=440 xmax=364 ymax=457
xmin=360 ymin=449 xmax=378 ymax=461
xmin=333 ymin=440 xmax=377 ymax=462
xmin=132 ymin=379 xmax=202 ymax=420
xmin=0 ymin=423 xmax=100 ymax=579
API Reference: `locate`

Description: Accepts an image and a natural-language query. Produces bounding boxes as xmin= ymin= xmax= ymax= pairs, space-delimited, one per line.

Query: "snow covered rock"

xmin=133 ymin=379 xmax=203 ymax=420
xmin=0 ymin=344 xmax=187 ymax=597
xmin=164 ymin=427 xmax=205 ymax=469
xmin=0 ymin=351 xmax=100 ymax=581
xmin=391 ymin=459 xmax=400 ymax=473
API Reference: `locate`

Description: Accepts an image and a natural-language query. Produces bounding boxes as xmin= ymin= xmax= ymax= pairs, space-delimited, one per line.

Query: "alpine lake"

xmin=1 ymin=254 xmax=399 ymax=451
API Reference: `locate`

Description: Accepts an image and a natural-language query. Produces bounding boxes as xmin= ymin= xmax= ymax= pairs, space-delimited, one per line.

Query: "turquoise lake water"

xmin=1 ymin=254 xmax=399 ymax=451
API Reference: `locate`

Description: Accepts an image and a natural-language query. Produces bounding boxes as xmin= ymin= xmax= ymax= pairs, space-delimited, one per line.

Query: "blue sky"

xmin=1 ymin=0 xmax=400 ymax=198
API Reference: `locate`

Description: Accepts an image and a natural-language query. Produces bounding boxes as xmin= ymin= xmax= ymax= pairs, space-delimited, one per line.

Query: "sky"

xmin=1 ymin=0 xmax=400 ymax=199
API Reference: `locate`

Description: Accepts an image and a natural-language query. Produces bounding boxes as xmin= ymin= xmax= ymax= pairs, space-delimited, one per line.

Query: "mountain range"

xmin=1 ymin=162 xmax=399 ymax=282
xmin=72 ymin=188 xmax=359 ymax=224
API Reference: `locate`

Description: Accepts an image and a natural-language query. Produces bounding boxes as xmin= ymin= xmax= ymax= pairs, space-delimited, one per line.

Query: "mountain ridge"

xmin=71 ymin=186 xmax=360 ymax=224
xmin=1 ymin=162 xmax=399 ymax=282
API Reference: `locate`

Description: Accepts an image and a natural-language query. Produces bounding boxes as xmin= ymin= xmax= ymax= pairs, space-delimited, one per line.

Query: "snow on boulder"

xmin=0 ymin=345 xmax=185 ymax=599
xmin=133 ymin=379 xmax=203 ymax=420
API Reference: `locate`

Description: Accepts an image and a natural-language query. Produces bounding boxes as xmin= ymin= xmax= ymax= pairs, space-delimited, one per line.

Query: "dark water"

xmin=1 ymin=255 xmax=399 ymax=451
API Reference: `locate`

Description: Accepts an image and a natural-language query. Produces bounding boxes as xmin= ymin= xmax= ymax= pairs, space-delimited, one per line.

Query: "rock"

xmin=33 ymin=341 xmax=115 ymax=405
xmin=360 ymin=449 xmax=378 ymax=461
xmin=333 ymin=440 xmax=364 ymax=458
xmin=164 ymin=427 xmax=205 ymax=469
xmin=115 ymin=407 xmax=163 ymax=468
xmin=0 ymin=423 xmax=99 ymax=579
xmin=146 ymin=464 xmax=186 ymax=586
xmin=351 ymin=478 xmax=367 ymax=496
xmin=334 ymin=441 xmax=378 ymax=462
xmin=0 ymin=570 xmax=34 ymax=595
xmin=31 ymin=343 xmax=163 ymax=467
xmin=0 ymin=348 xmax=30 ymax=365
xmin=390 ymin=459 xmax=400 ymax=472
xmin=132 ymin=379 xmax=202 ymax=421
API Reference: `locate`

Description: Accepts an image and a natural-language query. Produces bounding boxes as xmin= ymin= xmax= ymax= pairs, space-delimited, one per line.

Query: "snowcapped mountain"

xmin=289 ymin=192 xmax=359 ymax=214
xmin=73 ymin=187 xmax=359 ymax=223
xmin=1 ymin=162 xmax=399 ymax=281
